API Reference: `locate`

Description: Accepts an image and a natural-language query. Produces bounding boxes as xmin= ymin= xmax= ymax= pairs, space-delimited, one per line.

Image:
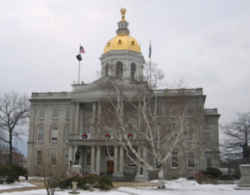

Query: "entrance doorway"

xmin=107 ymin=160 xmax=114 ymax=175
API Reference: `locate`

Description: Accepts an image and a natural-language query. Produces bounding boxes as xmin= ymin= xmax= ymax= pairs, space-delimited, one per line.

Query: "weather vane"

xmin=120 ymin=8 xmax=126 ymax=21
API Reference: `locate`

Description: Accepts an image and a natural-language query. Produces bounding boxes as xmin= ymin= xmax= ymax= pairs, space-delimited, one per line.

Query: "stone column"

xmin=74 ymin=103 xmax=80 ymax=135
xmin=96 ymin=146 xmax=101 ymax=175
xmin=97 ymin=102 xmax=102 ymax=134
xmin=114 ymin=146 xmax=118 ymax=175
xmin=119 ymin=147 xmax=124 ymax=176
xmin=68 ymin=146 xmax=73 ymax=167
xmin=91 ymin=146 xmax=96 ymax=173
xmin=136 ymin=147 xmax=142 ymax=175
xmin=79 ymin=148 xmax=84 ymax=167
xmin=142 ymin=147 xmax=148 ymax=179
xmin=135 ymin=147 xmax=147 ymax=181
xmin=236 ymin=164 xmax=250 ymax=189
xmin=92 ymin=102 xmax=96 ymax=124
xmin=72 ymin=146 xmax=77 ymax=164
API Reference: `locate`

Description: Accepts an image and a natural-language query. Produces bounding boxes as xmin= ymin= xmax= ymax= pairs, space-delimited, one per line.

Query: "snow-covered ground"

xmin=1 ymin=178 xmax=249 ymax=195
xmin=0 ymin=181 xmax=34 ymax=190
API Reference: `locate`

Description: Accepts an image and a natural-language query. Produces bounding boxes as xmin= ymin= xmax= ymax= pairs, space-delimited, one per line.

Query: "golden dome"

xmin=103 ymin=8 xmax=141 ymax=54
xmin=104 ymin=35 xmax=141 ymax=53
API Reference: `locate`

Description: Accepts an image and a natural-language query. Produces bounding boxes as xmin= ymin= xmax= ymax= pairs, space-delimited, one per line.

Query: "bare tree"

xmin=0 ymin=92 xmax=29 ymax=165
xmin=98 ymin=80 xmax=196 ymax=179
xmin=222 ymin=112 xmax=250 ymax=163
xmin=41 ymin=153 xmax=66 ymax=195
xmin=144 ymin=61 xmax=164 ymax=89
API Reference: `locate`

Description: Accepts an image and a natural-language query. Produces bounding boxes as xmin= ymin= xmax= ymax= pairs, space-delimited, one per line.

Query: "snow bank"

xmin=0 ymin=181 xmax=34 ymax=190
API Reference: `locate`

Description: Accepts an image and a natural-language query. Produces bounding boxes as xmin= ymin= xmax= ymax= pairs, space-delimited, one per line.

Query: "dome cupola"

xmin=100 ymin=9 xmax=145 ymax=81
xmin=104 ymin=8 xmax=141 ymax=54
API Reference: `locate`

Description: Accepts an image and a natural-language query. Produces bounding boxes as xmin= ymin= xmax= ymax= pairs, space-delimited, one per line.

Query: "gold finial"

xmin=120 ymin=8 xmax=126 ymax=21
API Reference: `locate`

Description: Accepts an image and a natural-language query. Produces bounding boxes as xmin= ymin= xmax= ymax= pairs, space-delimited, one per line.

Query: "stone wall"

xmin=27 ymin=99 xmax=72 ymax=175
xmin=27 ymin=87 xmax=220 ymax=178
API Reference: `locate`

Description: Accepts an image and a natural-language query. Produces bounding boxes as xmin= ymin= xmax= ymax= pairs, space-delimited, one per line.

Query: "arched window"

xmin=116 ymin=61 xmax=123 ymax=78
xmin=130 ymin=63 xmax=136 ymax=80
xmin=105 ymin=64 xmax=109 ymax=76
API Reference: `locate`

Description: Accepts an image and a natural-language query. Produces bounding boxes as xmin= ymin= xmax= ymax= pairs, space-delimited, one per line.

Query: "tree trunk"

xmin=9 ymin=130 xmax=13 ymax=165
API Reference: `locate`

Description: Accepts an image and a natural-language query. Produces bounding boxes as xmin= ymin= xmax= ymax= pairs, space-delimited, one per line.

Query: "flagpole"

xmin=149 ymin=41 xmax=152 ymax=87
xmin=78 ymin=60 xmax=81 ymax=84
xmin=78 ymin=43 xmax=81 ymax=84
xmin=149 ymin=57 xmax=152 ymax=87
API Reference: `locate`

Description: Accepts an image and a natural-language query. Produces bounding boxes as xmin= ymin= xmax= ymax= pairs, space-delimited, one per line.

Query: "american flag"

xmin=80 ymin=45 xmax=85 ymax=54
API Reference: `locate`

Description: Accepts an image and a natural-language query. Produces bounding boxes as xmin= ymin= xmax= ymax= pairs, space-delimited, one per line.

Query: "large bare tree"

xmin=98 ymin=79 xmax=197 ymax=179
xmin=0 ymin=92 xmax=29 ymax=165
xmin=222 ymin=112 xmax=250 ymax=163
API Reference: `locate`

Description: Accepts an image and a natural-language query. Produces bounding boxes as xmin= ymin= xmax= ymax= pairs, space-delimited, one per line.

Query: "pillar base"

xmin=113 ymin=172 xmax=123 ymax=177
xmin=236 ymin=164 xmax=250 ymax=189
xmin=135 ymin=174 xmax=148 ymax=182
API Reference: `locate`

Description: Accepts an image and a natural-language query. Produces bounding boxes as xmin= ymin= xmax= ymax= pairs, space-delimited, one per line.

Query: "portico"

xmin=68 ymin=143 xmax=125 ymax=176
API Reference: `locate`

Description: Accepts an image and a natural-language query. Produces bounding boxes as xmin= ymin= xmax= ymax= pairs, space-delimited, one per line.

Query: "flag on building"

xmin=76 ymin=45 xmax=85 ymax=61
xmin=76 ymin=54 xmax=82 ymax=61
xmin=149 ymin=42 xmax=152 ymax=58
xmin=80 ymin=45 xmax=85 ymax=54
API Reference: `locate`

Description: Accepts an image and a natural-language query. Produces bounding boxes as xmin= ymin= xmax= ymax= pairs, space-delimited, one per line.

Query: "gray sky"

xmin=1 ymin=0 xmax=250 ymax=129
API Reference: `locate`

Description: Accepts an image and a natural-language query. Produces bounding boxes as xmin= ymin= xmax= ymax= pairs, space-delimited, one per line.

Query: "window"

xmin=116 ymin=62 xmax=123 ymax=78
xmin=207 ymin=158 xmax=212 ymax=167
xmin=51 ymin=128 xmax=58 ymax=144
xmin=39 ymin=108 xmax=45 ymax=119
xmin=171 ymin=150 xmax=178 ymax=168
xmin=130 ymin=63 xmax=136 ymax=80
xmin=65 ymin=107 xmax=70 ymax=120
xmin=37 ymin=150 xmax=42 ymax=165
xmin=37 ymin=126 xmax=44 ymax=143
xmin=188 ymin=129 xmax=193 ymax=140
xmin=105 ymin=64 xmax=109 ymax=76
xmin=187 ymin=152 xmax=195 ymax=168
xmin=64 ymin=125 xmax=69 ymax=141
xmin=51 ymin=151 xmax=56 ymax=165
xmin=52 ymin=108 xmax=59 ymax=119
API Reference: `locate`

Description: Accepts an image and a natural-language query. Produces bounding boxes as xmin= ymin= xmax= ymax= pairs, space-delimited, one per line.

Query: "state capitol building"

xmin=27 ymin=9 xmax=220 ymax=180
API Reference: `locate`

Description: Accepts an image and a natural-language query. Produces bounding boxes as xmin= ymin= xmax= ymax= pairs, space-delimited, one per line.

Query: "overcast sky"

xmin=1 ymin=0 xmax=250 ymax=152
